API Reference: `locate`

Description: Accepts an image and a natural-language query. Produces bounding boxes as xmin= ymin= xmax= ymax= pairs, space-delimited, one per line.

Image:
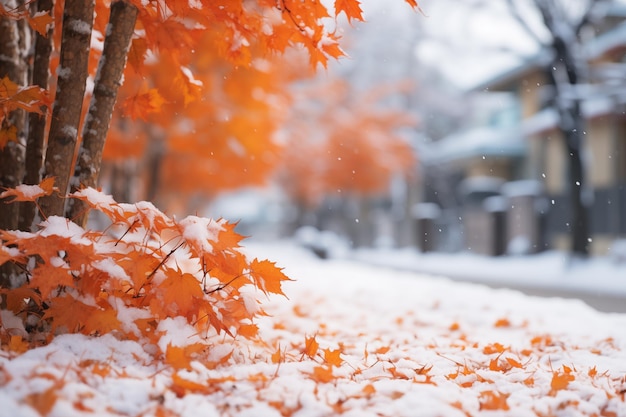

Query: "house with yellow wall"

xmin=423 ymin=13 xmax=626 ymax=256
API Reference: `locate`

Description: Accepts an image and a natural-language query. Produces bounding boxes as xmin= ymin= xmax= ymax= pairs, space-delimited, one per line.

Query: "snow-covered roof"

xmin=470 ymin=15 xmax=626 ymax=93
xmin=469 ymin=52 xmax=551 ymax=93
xmin=501 ymin=179 xmax=544 ymax=197
xmin=458 ymin=176 xmax=506 ymax=196
xmin=425 ymin=126 xmax=525 ymax=164
xmin=522 ymin=95 xmax=625 ymax=137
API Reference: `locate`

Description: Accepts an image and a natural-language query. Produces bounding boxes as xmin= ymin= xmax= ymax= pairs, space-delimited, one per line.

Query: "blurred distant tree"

xmin=428 ymin=0 xmax=614 ymax=257
xmin=279 ymin=77 xmax=416 ymax=226
xmin=502 ymin=0 xmax=615 ymax=257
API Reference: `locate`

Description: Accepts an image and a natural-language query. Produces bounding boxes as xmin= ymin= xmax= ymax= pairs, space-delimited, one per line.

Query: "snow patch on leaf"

xmin=178 ymin=216 xmax=225 ymax=253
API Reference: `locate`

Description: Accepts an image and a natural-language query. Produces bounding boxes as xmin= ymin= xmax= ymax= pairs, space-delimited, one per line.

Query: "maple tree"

xmin=1 ymin=0 xmax=420 ymax=228
xmin=0 ymin=0 xmax=421 ymax=363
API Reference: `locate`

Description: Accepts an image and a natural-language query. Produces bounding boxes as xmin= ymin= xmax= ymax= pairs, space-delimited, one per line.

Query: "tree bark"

xmin=0 ymin=0 xmax=29 ymax=286
xmin=67 ymin=0 xmax=138 ymax=226
xmin=37 ymin=0 xmax=94 ymax=219
xmin=20 ymin=0 xmax=54 ymax=231
xmin=536 ymin=3 xmax=591 ymax=257
xmin=0 ymin=1 xmax=28 ymax=232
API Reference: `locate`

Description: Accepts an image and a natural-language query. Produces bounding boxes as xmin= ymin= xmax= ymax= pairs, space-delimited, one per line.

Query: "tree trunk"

xmin=550 ymin=42 xmax=590 ymax=257
xmin=38 ymin=0 xmax=94 ymax=219
xmin=564 ymin=119 xmax=590 ymax=256
xmin=144 ymin=131 xmax=165 ymax=204
xmin=20 ymin=0 xmax=54 ymax=231
xmin=67 ymin=0 xmax=138 ymax=226
xmin=537 ymin=2 xmax=591 ymax=257
xmin=0 ymin=0 xmax=29 ymax=287
xmin=0 ymin=0 xmax=28 ymax=232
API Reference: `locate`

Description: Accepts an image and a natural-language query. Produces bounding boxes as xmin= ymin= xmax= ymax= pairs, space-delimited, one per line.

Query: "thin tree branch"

xmin=506 ymin=0 xmax=548 ymax=47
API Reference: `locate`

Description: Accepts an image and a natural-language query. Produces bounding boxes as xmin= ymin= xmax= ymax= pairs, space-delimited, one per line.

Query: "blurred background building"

xmin=206 ymin=0 xmax=626 ymax=259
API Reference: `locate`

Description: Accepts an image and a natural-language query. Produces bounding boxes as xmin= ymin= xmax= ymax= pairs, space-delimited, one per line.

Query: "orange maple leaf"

xmin=212 ymin=221 xmax=245 ymax=252
xmin=489 ymin=358 xmax=507 ymax=372
xmin=174 ymin=67 xmax=203 ymax=106
xmin=323 ymin=348 xmax=342 ymax=367
xmin=479 ymin=390 xmax=510 ymax=411
xmin=271 ymin=345 xmax=283 ymax=364
xmin=122 ymin=87 xmax=165 ymax=120
xmin=165 ymin=343 xmax=205 ymax=371
xmin=157 ymin=272 xmax=205 ymax=318
xmin=7 ymin=335 xmax=29 ymax=354
xmin=249 ymin=258 xmax=291 ymax=296
xmin=29 ymin=259 xmax=75 ymax=300
xmin=0 ymin=286 xmax=41 ymax=314
xmin=170 ymin=373 xmax=210 ymax=397
xmin=303 ymin=335 xmax=319 ymax=358
xmin=83 ymin=305 xmax=122 ymax=335
xmin=42 ymin=296 xmax=105 ymax=334
xmin=550 ymin=366 xmax=575 ymax=394
xmin=0 ymin=77 xmax=50 ymax=114
xmin=25 ymin=385 xmax=59 ymax=416
xmin=404 ymin=0 xmax=424 ymax=14
xmin=506 ymin=357 xmax=523 ymax=368
xmin=483 ymin=342 xmax=507 ymax=354
xmin=308 ymin=365 xmax=335 ymax=384
xmin=334 ymin=0 xmax=364 ymax=22
xmin=127 ymin=38 xmax=148 ymax=73
xmin=362 ymin=384 xmax=376 ymax=396
xmin=236 ymin=323 xmax=259 ymax=339
xmin=27 ymin=11 xmax=53 ymax=36
xmin=494 ymin=318 xmax=511 ymax=328
xmin=12 ymin=85 xmax=51 ymax=112
xmin=0 ymin=177 xmax=57 ymax=202
xmin=0 ymin=75 xmax=18 ymax=97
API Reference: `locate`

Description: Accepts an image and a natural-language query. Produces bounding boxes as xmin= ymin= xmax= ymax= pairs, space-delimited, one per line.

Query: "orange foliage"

xmin=3 ymin=0 xmax=421 ymax=210
xmin=551 ymin=365 xmax=576 ymax=394
xmin=279 ymin=78 xmax=417 ymax=207
xmin=0 ymin=76 xmax=50 ymax=148
xmin=97 ymin=0 xmax=419 ymax=208
xmin=304 ymin=335 xmax=320 ymax=358
xmin=479 ymin=390 xmax=510 ymax=411
xmin=98 ymin=0 xmax=358 ymax=205
xmin=0 ymin=183 xmax=291 ymax=358
xmin=0 ymin=177 xmax=57 ymax=202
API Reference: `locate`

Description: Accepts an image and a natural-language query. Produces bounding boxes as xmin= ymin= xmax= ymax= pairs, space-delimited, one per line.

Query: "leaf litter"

xmin=1 ymin=237 xmax=626 ymax=416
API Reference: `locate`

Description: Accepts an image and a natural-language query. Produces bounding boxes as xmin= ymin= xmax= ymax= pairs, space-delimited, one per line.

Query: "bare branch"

xmin=506 ymin=0 xmax=548 ymax=47
xmin=575 ymin=0 xmax=611 ymax=35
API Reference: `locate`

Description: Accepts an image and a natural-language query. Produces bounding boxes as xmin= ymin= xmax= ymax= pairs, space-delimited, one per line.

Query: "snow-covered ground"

xmin=2 ymin=241 xmax=626 ymax=417
xmin=350 ymin=245 xmax=626 ymax=313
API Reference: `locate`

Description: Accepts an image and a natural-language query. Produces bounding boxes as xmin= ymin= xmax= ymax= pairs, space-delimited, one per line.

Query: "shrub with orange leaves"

xmin=0 ymin=183 xmax=291 ymax=358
